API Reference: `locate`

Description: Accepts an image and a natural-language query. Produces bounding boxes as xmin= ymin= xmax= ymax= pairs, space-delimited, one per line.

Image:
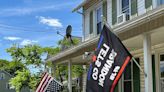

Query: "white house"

xmin=48 ymin=0 xmax=164 ymax=92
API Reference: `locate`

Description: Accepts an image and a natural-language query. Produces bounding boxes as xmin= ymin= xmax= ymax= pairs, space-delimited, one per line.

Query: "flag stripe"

xmin=110 ymin=56 xmax=131 ymax=92
xmin=87 ymin=64 xmax=92 ymax=80
xmin=43 ymin=77 xmax=53 ymax=92
xmin=97 ymin=35 xmax=104 ymax=49
xmin=39 ymin=75 xmax=50 ymax=92
xmin=36 ymin=73 xmax=48 ymax=92
xmin=41 ymin=76 xmax=52 ymax=92
xmin=38 ymin=74 xmax=49 ymax=92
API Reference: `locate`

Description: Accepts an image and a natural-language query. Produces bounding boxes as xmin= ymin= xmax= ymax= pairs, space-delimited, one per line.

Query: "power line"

xmin=0 ymin=23 xmax=82 ymax=33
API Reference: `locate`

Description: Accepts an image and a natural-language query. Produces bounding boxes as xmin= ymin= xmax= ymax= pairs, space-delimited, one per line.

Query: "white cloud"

xmin=20 ymin=39 xmax=38 ymax=46
xmin=38 ymin=16 xmax=63 ymax=28
xmin=0 ymin=2 xmax=76 ymax=16
xmin=4 ymin=36 xmax=21 ymax=41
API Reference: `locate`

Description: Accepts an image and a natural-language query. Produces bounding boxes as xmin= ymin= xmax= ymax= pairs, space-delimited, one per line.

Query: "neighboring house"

xmin=0 ymin=70 xmax=15 ymax=92
xmin=47 ymin=0 xmax=164 ymax=92
xmin=0 ymin=70 xmax=31 ymax=92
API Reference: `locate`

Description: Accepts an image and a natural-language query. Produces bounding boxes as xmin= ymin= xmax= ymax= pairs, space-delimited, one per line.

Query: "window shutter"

xmin=152 ymin=55 xmax=156 ymax=92
xmin=133 ymin=58 xmax=140 ymax=92
xmin=145 ymin=0 xmax=152 ymax=9
xmin=103 ymin=1 xmax=107 ymax=22
xmin=90 ymin=11 xmax=93 ymax=34
xmin=112 ymin=0 xmax=117 ymax=25
xmin=131 ymin=0 xmax=137 ymax=15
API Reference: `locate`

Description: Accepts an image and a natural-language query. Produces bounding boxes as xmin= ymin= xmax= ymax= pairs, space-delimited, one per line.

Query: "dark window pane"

xmin=97 ymin=22 xmax=102 ymax=34
xmin=160 ymin=54 xmax=164 ymax=78
xmin=124 ymin=81 xmax=132 ymax=92
xmin=124 ymin=62 xmax=131 ymax=80
xmin=160 ymin=54 xmax=164 ymax=61
xmin=122 ymin=0 xmax=129 ymax=14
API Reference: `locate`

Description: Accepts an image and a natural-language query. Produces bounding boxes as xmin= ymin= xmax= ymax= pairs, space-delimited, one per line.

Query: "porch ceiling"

xmin=47 ymin=5 xmax=164 ymax=65
xmin=123 ymin=26 xmax=164 ymax=50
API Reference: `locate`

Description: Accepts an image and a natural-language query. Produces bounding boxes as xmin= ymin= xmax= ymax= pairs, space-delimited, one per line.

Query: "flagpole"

xmin=132 ymin=57 xmax=147 ymax=77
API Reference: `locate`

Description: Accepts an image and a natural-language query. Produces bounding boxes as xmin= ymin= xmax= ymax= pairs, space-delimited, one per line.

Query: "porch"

xmin=47 ymin=5 xmax=164 ymax=92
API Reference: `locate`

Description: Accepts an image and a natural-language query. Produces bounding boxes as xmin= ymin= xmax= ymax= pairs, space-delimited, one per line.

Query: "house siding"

xmin=0 ymin=71 xmax=15 ymax=92
xmin=0 ymin=71 xmax=30 ymax=92
xmin=137 ymin=0 xmax=146 ymax=15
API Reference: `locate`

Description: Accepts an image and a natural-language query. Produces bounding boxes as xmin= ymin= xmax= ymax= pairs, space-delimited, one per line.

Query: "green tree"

xmin=9 ymin=69 xmax=31 ymax=92
xmin=0 ymin=59 xmax=9 ymax=70
xmin=6 ymin=44 xmax=61 ymax=91
xmin=6 ymin=61 xmax=26 ymax=76
xmin=6 ymin=45 xmax=43 ymax=66
xmin=54 ymin=38 xmax=84 ymax=82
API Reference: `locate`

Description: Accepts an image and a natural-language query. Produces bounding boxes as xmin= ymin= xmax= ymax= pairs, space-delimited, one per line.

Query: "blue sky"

xmin=0 ymin=0 xmax=82 ymax=61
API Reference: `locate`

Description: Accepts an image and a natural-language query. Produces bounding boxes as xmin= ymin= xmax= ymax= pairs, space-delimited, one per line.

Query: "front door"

xmin=160 ymin=54 xmax=164 ymax=91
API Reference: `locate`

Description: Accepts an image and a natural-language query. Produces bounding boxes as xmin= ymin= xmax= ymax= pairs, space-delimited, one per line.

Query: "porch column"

xmin=143 ymin=34 xmax=153 ymax=92
xmin=68 ymin=59 xmax=72 ymax=92
xmin=155 ymin=51 xmax=160 ymax=92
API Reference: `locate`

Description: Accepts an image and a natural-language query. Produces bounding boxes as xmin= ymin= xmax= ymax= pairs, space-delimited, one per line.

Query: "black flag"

xmin=86 ymin=25 xmax=132 ymax=92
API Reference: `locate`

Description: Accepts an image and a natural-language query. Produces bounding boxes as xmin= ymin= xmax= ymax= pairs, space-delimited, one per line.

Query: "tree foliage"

xmin=0 ymin=59 xmax=9 ymax=70
xmin=4 ymin=37 xmax=84 ymax=91
xmin=9 ymin=69 xmax=31 ymax=92
xmin=54 ymin=38 xmax=84 ymax=82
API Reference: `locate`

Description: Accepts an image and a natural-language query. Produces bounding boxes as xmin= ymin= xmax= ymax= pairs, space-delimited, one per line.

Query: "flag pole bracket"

xmin=132 ymin=57 xmax=147 ymax=77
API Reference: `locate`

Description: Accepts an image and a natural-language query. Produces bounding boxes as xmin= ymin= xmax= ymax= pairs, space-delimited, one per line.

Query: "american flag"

xmin=36 ymin=72 xmax=53 ymax=92
xmin=45 ymin=79 xmax=63 ymax=92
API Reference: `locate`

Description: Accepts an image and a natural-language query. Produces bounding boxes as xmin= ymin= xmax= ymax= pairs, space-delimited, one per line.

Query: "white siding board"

xmin=137 ymin=0 xmax=146 ymax=15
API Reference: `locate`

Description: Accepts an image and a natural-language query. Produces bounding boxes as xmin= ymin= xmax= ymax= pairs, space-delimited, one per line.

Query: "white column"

xmin=155 ymin=51 xmax=160 ymax=92
xmin=68 ymin=60 xmax=72 ymax=92
xmin=143 ymin=34 xmax=153 ymax=92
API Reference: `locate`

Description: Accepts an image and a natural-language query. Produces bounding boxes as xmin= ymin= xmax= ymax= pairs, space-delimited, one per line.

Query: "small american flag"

xmin=36 ymin=72 xmax=53 ymax=92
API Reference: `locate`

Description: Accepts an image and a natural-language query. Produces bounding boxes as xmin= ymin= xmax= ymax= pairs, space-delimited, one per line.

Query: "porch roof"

xmin=47 ymin=5 xmax=164 ymax=64
xmin=72 ymin=0 xmax=89 ymax=12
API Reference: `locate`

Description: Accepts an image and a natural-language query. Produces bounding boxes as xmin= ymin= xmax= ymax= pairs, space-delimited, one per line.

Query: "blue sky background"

xmin=0 ymin=0 xmax=82 ymax=61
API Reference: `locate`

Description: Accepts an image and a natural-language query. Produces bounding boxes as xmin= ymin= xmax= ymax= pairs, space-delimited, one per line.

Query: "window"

xmin=160 ymin=54 xmax=164 ymax=78
xmin=6 ymin=83 xmax=11 ymax=89
xmin=158 ymin=0 xmax=164 ymax=5
xmin=96 ymin=7 xmax=102 ymax=34
xmin=122 ymin=0 xmax=129 ymax=13
xmin=123 ymin=62 xmax=132 ymax=92
xmin=121 ymin=0 xmax=130 ymax=20
xmin=0 ymin=73 xmax=5 ymax=79
xmin=123 ymin=58 xmax=140 ymax=92
xmin=160 ymin=54 xmax=164 ymax=91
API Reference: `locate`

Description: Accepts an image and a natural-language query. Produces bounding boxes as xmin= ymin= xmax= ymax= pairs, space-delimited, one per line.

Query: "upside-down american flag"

xmin=36 ymin=72 xmax=53 ymax=92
